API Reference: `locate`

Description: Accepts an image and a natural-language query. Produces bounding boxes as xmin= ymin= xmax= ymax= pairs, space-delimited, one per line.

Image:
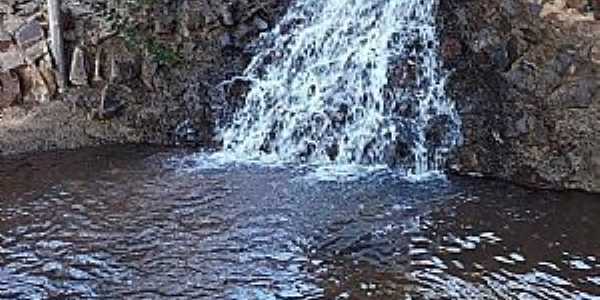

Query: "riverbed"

xmin=0 ymin=145 xmax=598 ymax=299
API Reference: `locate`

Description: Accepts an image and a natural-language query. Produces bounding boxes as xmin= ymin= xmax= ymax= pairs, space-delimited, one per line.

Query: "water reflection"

xmin=0 ymin=146 xmax=598 ymax=299
xmin=408 ymin=183 xmax=600 ymax=299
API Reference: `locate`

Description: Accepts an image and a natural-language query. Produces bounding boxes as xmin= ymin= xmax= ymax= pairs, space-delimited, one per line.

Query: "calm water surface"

xmin=0 ymin=146 xmax=598 ymax=299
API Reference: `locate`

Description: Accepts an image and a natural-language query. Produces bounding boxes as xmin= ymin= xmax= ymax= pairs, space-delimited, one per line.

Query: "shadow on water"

xmin=0 ymin=145 xmax=598 ymax=299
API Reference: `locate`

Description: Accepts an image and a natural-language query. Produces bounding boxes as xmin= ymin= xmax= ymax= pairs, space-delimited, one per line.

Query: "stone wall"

xmin=1 ymin=0 xmax=286 ymax=154
xmin=1 ymin=0 xmax=56 ymax=106
xmin=439 ymin=0 xmax=600 ymax=192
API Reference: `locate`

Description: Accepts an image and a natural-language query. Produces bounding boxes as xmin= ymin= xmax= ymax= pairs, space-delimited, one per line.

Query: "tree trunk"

xmin=47 ymin=0 xmax=66 ymax=91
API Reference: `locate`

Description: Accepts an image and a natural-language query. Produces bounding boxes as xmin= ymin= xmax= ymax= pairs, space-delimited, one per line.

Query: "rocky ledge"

xmin=440 ymin=0 xmax=600 ymax=192
xmin=1 ymin=0 xmax=286 ymax=154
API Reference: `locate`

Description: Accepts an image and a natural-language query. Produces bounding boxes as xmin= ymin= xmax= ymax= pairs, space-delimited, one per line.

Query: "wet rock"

xmin=174 ymin=119 xmax=199 ymax=145
xmin=441 ymin=38 xmax=462 ymax=62
xmin=425 ymin=115 xmax=453 ymax=148
xmin=220 ymin=32 xmax=234 ymax=48
xmin=253 ymin=17 xmax=269 ymax=31
xmin=0 ymin=71 xmax=21 ymax=108
xmin=221 ymin=4 xmax=235 ymax=26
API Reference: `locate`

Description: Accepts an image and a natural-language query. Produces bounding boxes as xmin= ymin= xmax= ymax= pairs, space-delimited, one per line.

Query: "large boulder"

xmin=440 ymin=0 xmax=600 ymax=192
xmin=15 ymin=20 xmax=44 ymax=48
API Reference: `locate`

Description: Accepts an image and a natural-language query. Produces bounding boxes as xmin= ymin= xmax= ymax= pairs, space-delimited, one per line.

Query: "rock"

xmin=2 ymin=16 xmax=26 ymax=35
xmin=106 ymin=41 xmax=140 ymax=84
xmin=154 ymin=17 xmax=175 ymax=35
xmin=441 ymin=0 xmax=600 ymax=193
xmin=24 ymin=66 xmax=52 ymax=103
xmin=221 ymin=4 xmax=235 ymax=26
xmin=23 ymin=40 xmax=48 ymax=62
xmin=39 ymin=57 xmax=58 ymax=97
xmin=0 ymin=30 xmax=13 ymax=51
xmin=548 ymin=78 xmax=598 ymax=109
xmin=14 ymin=1 xmax=39 ymax=17
xmin=93 ymin=48 xmax=104 ymax=82
xmin=253 ymin=17 xmax=269 ymax=31
xmin=234 ymin=23 xmax=253 ymax=40
xmin=591 ymin=147 xmax=600 ymax=189
xmin=0 ymin=71 xmax=21 ymax=108
xmin=220 ymin=32 xmax=234 ymax=48
xmin=98 ymin=84 xmax=129 ymax=119
xmin=15 ymin=20 xmax=44 ymax=48
xmin=0 ymin=0 xmax=286 ymax=156
xmin=515 ymin=113 xmax=529 ymax=135
xmin=0 ymin=45 xmax=25 ymax=70
xmin=441 ymin=38 xmax=462 ymax=61
xmin=591 ymin=41 xmax=600 ymax=64
xmin=566 ymin=0 xmax=588 ymax=12
xmin=180 ymin=0 xmax=204 ymax=37
xmin=141 ymin=56 xmax=158 ymax=90
xmin=70 ymin=46 xmax=89 ymax=86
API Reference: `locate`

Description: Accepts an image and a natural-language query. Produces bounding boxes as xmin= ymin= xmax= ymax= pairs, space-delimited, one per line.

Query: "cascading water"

xmin=219 ymin=0 xmax=460 ymax=177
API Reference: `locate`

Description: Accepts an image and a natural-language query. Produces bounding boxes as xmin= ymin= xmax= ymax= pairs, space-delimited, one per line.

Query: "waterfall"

xmin=219 ymin=0 xmax=460 ymax=177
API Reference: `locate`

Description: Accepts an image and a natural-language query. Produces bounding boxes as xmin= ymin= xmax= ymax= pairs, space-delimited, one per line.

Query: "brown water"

xmin=0 ymin=145 xmax=598 ymax=299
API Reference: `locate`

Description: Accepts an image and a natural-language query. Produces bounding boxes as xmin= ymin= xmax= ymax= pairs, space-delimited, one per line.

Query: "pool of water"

xmin=0 ymin=145 xmax=598 ymax=299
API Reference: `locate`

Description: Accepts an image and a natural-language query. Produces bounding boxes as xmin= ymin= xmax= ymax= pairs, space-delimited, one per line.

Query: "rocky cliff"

xmin=1 ymin=0 xmax=286 ymax=154
xmin=439 ymin=0 xmax=600 ymax=192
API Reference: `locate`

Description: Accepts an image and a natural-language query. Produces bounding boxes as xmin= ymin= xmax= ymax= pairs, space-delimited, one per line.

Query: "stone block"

xmin=15 ymin=20 xmax=44 ymax=48
xmin=2 ymin=16 xmax=26 ymax=35
xmin=70 ymin=46 xmax=88 ymax=86
xmin=0 ymin=71 xmax=21 ymax=108
xmin=23 ymin=40 xmax=49 ymax=62
xmin=0 ymin=30 xmax=13 ymax=51
xmin=0 ymin=45 xmax=25 ymax=70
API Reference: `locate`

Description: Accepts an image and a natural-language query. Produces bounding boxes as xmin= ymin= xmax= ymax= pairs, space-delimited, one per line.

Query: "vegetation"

xmin=113 ymin=0 xmax=183 ymax=66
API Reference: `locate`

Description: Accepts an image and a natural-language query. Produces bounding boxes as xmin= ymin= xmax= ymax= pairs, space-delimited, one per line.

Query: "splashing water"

xmin=219 ymin=0 xmax=460 ymax=177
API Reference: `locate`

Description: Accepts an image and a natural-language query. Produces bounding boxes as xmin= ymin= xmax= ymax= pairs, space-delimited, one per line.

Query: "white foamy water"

xmin=219 ymin=0 xmax=460 ymax=177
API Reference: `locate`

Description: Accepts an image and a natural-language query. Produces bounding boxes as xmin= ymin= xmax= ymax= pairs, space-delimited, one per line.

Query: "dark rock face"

xmin=0 ymin=0 xmax=289 ymax=154
xmin=439 ymin=0 xmax=600 ymax=192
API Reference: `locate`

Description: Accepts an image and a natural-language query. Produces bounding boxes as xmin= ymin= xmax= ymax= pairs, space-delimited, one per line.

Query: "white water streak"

xmin=219 ymin=0 xmax=460 ymax=177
